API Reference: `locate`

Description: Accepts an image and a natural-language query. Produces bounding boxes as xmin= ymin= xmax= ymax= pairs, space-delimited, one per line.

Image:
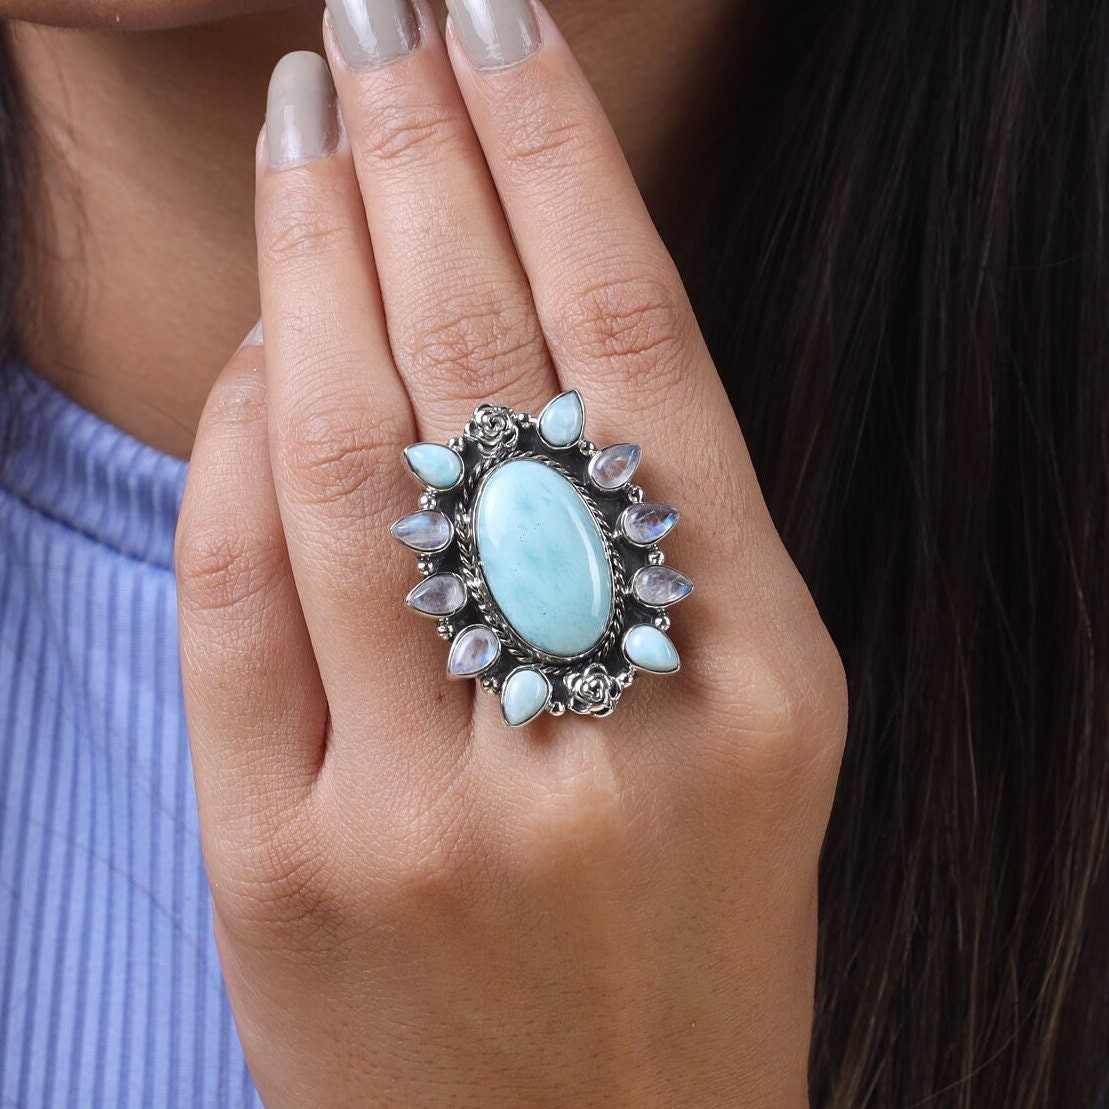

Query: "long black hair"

xmin=684 ymin=0 xmax=1109 ymax=1102
xmin=2 ymin=1 xmax=1107 ymax=1104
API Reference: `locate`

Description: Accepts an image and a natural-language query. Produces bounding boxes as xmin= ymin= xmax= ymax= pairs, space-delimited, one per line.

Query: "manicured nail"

xmin=241 ymin=319 xmax=264 ymax=348
xmin=325 ymin=0 xmax=419 ymax=69
xmin=266 ymin=52 xmax=341 ymax=169
xmin=446 ymin=0 xmax=540 ymax=69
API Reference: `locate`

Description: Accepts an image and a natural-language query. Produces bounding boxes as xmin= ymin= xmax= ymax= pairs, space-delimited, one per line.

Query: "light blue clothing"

xmin=0 ymin=362 xmax=261 ymax=1106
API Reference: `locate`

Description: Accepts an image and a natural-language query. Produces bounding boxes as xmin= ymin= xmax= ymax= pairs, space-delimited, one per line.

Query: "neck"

xmin=9 ymin=0 xmax=745 ymax=458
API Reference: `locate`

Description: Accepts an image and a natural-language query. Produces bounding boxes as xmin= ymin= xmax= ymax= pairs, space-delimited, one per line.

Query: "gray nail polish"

xmin=326 ymin=0 xmax=419 ymax=69
xmin=266 ymin=52 xmax=341 ymax=169
xmin=241 ymin=319 xmax=264 ymax=348
xmin=446 ymin=0 xmax=540 ymax=69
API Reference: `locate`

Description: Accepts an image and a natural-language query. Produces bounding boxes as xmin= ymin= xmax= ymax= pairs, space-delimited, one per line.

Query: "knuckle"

xmin=370 ymin=792 xmax=487 ymax=918
xmin=260 ymin=193 xmax=353 ymax=272
xmin=278 ymin=404 xmax=406 ymax=518
xmin=175 ymin=525 xmax=283 ymax=618
xmin=403 ymin=297 xmax=547 ymax=406
xmin=702 ymin=628 xmax=849 ymax=797
xmin=515 ymin=745 xmax=628 ymax=875
xmin=204 ymin=370 xmax=267 ymax=426
xmin=556 ymin=273 xmax=693 ymax=389
xmin=213 ymin=811 xmax=348 ymax=955
xmin=356 ymin=96 xmax=463 ymax=167
xmin=499 ymin=97 xmax=592 ymax=175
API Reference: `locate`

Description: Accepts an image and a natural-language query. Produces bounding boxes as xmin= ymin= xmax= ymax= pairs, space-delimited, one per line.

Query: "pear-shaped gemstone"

xmin=404 ymin=443 xmax=464 ymax=490
xmin=538 ymin=390 xmax=585 ymax=448
xmin=390 ymin=511 xmax=453 ymax=553
xmin=406 ymin=574 xmax=467 ymax=617
xmin=619 ymin=503 xmax=680 ymax=546
xmin=447 ymin=625 xmax=501 ymax=678
xmin=631 ymin=566 xmax=694 ymax=608
xmin=623 ymin=625 xmax=680 ymax=674
xmin=501 ymin=668 xmax=551 ymax=728
xmin=588 ymin=443 xmax=642 ymax=491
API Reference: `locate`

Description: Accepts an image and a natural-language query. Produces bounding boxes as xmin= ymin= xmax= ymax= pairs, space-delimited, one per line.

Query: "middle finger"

xmin=322 ymin=0 xmax=561 ymax=442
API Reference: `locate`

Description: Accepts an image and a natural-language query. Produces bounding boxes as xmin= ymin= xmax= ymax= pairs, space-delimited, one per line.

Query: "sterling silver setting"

xmin=391 ymin=392 xmax=693 ymax=726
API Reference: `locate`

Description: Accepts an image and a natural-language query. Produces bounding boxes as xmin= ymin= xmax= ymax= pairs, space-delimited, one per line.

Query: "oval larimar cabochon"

xmin=474 ymin=460 xmax=614 ymax=658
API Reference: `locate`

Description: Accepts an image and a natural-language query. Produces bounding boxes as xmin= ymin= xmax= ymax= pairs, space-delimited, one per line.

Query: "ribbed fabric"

xmin=0 ymin=362 xmax=261 ymax=1107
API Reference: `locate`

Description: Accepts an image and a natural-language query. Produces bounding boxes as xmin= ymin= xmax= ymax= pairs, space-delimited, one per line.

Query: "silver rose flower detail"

xmin=466 ymin=404 xmax=519 ymax=454
xmin=565 ymin=664 xmax=625 ymax=718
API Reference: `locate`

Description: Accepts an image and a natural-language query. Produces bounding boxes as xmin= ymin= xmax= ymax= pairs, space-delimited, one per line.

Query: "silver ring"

xmin=391 ymin=392 xmax=693 ymax=727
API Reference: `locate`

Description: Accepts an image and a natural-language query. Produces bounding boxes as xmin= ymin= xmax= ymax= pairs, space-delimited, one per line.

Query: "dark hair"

xmin=2 ymin=1 xmax=1106 ymax=1104
xmin=683 ymin=0 xmax=1109 ymax=1103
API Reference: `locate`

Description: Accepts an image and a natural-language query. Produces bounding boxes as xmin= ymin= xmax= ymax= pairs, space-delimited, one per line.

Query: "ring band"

xmin=392 ymin=392 xmax=693 ymax=726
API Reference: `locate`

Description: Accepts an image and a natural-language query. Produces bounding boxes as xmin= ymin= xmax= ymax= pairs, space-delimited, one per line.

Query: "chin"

xmin=2 ymin=0 xmax=318 ymax=30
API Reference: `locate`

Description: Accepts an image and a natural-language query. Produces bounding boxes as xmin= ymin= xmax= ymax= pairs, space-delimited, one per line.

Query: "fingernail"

xmin=325 ymin=0 xmax=419 ymax=69
xmin=266 ymin=52 xmax=341 ymax=169
xmin=241 ymin=319 xmax=264 ymax=348
xmin=446 ymin=0 xmax=540 ymax=70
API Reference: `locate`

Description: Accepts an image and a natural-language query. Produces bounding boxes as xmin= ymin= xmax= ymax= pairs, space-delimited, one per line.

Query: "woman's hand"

xmin=175 ymin=2 xmax=847 ymax=1104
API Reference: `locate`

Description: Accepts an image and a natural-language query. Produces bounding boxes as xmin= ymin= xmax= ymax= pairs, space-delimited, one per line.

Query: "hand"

xmin=175 ymin=3 xmax=848 ymax=1105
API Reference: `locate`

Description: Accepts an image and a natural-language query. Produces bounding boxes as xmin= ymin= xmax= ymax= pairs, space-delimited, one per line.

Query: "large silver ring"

xmin=391 ymin=392 xmax=693 ymax=727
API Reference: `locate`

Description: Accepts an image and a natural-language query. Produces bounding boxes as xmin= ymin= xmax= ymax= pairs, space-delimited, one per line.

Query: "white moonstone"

xmin=619 ymin=503 xmax=680 ymax=546
xmin=588 ymin=443 xmax=641 ymax=491
xmin=538 ymin=390 xmax=585 ymax=448
xmin=406 ymin=574 xmax=467 ymax=617
xmin=390 ymin=511 xmax=453 ymax=553
xmin=631 ymin=566 xmax=694 ymax=607
xmin=447 ymin=626 xmax=501 ymax=678
xmin=501 ymin=668 xmax=551 ymax=728
xmin=623 ymin=625 xmax=680 ymax=674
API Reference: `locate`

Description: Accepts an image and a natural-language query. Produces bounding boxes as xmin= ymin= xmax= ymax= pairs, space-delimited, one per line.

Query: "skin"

xmin=6 ymin=0 xmax=847 ymax=1103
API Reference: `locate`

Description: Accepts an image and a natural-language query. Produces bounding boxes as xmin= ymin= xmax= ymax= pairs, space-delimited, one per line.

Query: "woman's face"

xmin=0 ymin=0 xmax=316 ymax=29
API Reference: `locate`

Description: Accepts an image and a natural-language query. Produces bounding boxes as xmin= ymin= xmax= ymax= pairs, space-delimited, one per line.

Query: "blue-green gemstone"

xmin=405 ymin=443 xmax=464 ymax=490
xmin=501 ymin=668 xmax=551 ymax=727
xmin=538 ymin=391 xmax=585 ymax=448
xmin=623 ymin=625 xmax=680 ymax=674
xmin=475 ymin=459 xmax=613 ymax=658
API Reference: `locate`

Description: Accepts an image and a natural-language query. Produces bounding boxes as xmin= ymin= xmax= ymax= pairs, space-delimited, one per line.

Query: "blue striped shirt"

xmin=0 ymin=361 xmax=260 ymax=1106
